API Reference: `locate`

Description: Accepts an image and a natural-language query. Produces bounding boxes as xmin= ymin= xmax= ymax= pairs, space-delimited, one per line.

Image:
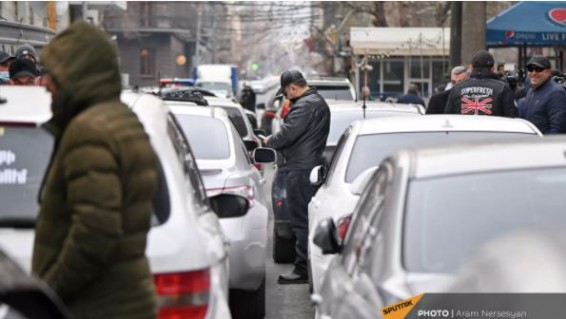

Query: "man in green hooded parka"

xmin=32 ymin=21 xmax=158 ymax=318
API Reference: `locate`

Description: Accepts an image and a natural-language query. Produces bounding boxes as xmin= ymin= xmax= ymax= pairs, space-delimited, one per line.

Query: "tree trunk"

xmin=461 ymin=1 xmax=486 ymax=65
xmin=371 ymin=2 xmax=387 ymax=27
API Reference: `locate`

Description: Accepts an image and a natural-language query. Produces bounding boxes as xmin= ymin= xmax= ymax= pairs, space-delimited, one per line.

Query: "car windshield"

xmin=174 ymin=114 xmax=231 ymax=160
xmin=312 ymin=85 xmax=354 ymax=101
xmin=404 ymin=168 xmax=566 ymax=273
xmin=0 ymin=126 xmax=53 ymax=224
xmin=328 ymin=111 xmax=416 ymax=146
xmin=346 ymin=131 xmax=536 ymax=183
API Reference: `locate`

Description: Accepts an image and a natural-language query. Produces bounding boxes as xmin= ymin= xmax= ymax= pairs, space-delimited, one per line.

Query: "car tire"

xmin=272 ymin=228 xmax=296 ymax=263
xmin=229 ymin=276 xmax=266 ymax=319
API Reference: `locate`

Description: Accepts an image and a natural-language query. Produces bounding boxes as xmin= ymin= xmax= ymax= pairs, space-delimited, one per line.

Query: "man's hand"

xmin=258 ymin=134 xmax=271 ymax=145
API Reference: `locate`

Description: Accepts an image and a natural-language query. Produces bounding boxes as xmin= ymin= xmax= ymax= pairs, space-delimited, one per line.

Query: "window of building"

xmin=140 ymin=48 xmax=155 ymax=77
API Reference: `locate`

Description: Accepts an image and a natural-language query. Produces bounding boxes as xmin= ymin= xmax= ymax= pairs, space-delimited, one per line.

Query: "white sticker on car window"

xmin=0 ymin=169 xmax=27 ymax=184
xmin=0 ymin=150 xmax=16 ymax=165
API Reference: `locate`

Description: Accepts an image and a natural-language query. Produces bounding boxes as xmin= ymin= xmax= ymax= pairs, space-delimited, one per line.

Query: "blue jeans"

xmin=286 ymin=169 xmax=317 ymax=276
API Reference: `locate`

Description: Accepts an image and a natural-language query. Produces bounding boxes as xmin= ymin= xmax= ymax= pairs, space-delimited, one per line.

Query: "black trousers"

xmin=286 ymin=169 xmax=317 ymax=276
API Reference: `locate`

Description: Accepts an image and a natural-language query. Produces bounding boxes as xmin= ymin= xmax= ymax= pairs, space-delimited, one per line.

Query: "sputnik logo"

xmin=461 ymin=97 xmax=493 ymax=115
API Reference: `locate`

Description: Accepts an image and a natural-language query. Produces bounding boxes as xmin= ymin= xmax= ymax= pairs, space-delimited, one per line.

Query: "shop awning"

xmin=349 ymin=27 xmax=450 ymax=56
xmin=487 ymin=1 xmax=566 ymax=47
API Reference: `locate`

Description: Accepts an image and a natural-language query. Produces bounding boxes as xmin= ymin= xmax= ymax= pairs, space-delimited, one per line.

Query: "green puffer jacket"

xmin=32 ymin=22 xmax=158 ymax=318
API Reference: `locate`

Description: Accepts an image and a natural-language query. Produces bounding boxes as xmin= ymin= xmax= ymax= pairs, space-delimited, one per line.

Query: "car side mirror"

xmin=254 ymin=129 xmax=266 ymax=136
xmin=256 ymin=103 xmax=266 ymax=110
xmin=309 ymin=165 xmax=326 ymax=186
xmin=350 ymin=166 xmax=379 ymax=195
xmin=244 ymin=140 xmax=259 ymax=151
xmin=209 ymin=194 xmax=249 ymax=218
xmin=253 ymin=147 xmax=276 ymax=163
xmin=313 ymin=217 xmax=342 ymax=254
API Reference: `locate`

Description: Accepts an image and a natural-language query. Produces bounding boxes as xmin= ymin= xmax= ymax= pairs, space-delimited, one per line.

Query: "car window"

xmin=0 ymin=126 xmax=52 ymax=223
xmin=175 ymin=114 xmax=231 ymax=160
xmin=151 ymin=158 xmax=170 ymax=226
xmin=345 ymin=131 xmax=538 ymax=183
xmin=341 ymin=163 xmax=390 ymax=275
xmin=217 ymin=106 xmax=248 ymax=138
xmin=311 ymin=85 xmax=355 ymax=101
xmin=166 ymin=114 xmax=209 ymax=208
xmin=324 ymin=127 xmax=351 ymax=187
xmin=404 ymin=167 xmax=566 ymax=273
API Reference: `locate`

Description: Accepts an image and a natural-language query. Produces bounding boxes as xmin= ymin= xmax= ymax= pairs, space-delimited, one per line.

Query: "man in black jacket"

xmin=264 ymin=70 xmax=330 ymax=284
xmin=427 ymin=65 xmax=468 ymax=114
xmin=444 ymin=50 xmax=517 ymax=117
xmin=520 ymin=55 xmax=566 ymax=134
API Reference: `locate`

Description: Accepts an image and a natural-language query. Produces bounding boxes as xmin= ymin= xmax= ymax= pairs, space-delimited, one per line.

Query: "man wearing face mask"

xmin=263 ymin=69 xmax=330 ymax=284
xmin=0 ymin=51 xmax=14 ymax=84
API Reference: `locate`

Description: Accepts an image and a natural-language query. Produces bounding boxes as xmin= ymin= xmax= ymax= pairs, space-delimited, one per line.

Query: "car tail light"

xmin=254 ymin=163 xmax=262 ymax=171
xmin=264 ymin=111 xmax=276 ymax=119
xmin=337 ymin=214 xmax=352 ymax=240
xmin=154 ymin=268 xmax=210 ymax=319
xmin=207 ymin=185 xmax=255 ymax=207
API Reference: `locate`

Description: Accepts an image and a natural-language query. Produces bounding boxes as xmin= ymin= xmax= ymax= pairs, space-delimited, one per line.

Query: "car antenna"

xmin=157 ymin=71 xmax=161 ymax=95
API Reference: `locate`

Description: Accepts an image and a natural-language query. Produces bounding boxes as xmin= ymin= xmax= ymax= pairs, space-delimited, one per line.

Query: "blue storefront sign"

xmin=487 ymin=2 xmax=566 ymax=47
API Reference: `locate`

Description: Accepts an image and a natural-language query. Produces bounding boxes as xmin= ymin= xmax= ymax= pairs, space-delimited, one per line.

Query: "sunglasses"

xmin=526 ymin=66 xmax=547 ymax=73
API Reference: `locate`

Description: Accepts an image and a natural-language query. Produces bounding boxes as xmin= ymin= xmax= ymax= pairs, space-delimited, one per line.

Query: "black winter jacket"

xmin=521 ymin=78 xmax=566 ymax=134
xmin=268 ymin=88 xmax=330 ymax=170
xmin=444 ymin=72 xmax=518 ymax=117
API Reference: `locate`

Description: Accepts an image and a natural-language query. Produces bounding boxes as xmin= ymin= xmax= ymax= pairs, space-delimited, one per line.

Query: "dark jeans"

xmin=286 ymin=169 xmax=317 ymax=276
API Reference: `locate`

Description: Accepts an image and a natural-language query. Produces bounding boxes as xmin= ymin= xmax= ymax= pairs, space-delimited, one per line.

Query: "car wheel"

xmin=272 ymin=228 xmax=296 ymax=263
xmin=229 ymin=276 xmax=266 ymax=319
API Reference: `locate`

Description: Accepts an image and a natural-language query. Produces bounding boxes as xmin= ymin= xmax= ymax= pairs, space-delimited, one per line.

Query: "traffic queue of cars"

xmin=0 ymin=86 xmax=275 ymax=319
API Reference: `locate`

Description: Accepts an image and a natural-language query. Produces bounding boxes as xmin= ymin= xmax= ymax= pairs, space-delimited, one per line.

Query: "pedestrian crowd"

xmin=418 ymin=49 xmax=566 ymax=134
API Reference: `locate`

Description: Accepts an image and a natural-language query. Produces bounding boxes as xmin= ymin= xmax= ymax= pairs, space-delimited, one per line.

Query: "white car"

xmin=307 ymin=114 xmax=543 ymax=295
xmin=313 ymin=135 xmax=566 ymax=319
xmin=169 ymin=105 xmax=271 ymax=319
xmin=0 ymin=87 xmax=234 ymax=319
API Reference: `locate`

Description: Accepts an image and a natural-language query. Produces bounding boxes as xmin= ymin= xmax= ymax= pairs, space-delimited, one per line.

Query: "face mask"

xmin=0 ymin=71 xmax=8 ymax=80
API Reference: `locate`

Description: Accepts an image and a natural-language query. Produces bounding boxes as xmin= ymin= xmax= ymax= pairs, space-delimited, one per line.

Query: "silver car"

xmin=313 ymin=135 xmax=566 ymax=319
xmin=169 ymin=105 xmax=271 ymax=319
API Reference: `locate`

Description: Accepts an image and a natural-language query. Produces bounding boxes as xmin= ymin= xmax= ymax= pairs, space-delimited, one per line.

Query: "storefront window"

xmin=383 ymin=60 xmax=404 ymax=95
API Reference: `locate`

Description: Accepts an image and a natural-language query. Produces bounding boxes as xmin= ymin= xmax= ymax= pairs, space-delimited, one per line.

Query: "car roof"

xmin=328 ymin=101 xmax=423 ymax=114
xmin=204 ymin=96 xmax=241 ymax=108
xmin=168 ymin=104 xmax=229 ymax=119
xmin=355 ymin=114 xmax=542 ymax=136
xmin=0 ymin=86 xmax=51 ymax=125
xmin=403 ymin=134 xmax=564 ymax=179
